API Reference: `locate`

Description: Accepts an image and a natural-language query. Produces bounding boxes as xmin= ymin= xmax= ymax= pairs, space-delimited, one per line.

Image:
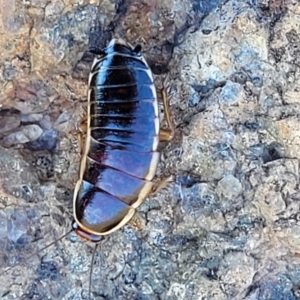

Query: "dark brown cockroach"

xmin=1 ymin=38 xmax=174 ymax=298
xmin=72 ymin=38 xmax=174 ymax=242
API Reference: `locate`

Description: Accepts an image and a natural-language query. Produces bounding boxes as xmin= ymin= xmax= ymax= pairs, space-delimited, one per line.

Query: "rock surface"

xmin=1 ymin=0 xmax=300 ymax=299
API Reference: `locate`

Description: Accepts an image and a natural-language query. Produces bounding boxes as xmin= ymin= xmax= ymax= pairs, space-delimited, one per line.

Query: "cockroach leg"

xmin=77 ymin=116 xmax=88 ymax=154
xmin=159 ymin=86 xmax=174 ymax=142
xmin=79 ymin=120 xmax=87 ymax=134
xmin=159 ymin=129 xmax=174 ymax=142
xmin=78 ymin=132 xmax=85 ymax=154
xmin=152 ymin=175 xmax=173 ymax=194
xmin=66 ymin=131 xmax=84 ymax=159
xmin=68 ymin=116 xmax=87 ymax=154
xmin=128 ymin=214 xmax=144 ymax=231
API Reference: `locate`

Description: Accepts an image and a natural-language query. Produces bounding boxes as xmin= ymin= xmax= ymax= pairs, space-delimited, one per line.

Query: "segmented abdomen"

xmin=75 ymin=46 xmax=160 ymax=234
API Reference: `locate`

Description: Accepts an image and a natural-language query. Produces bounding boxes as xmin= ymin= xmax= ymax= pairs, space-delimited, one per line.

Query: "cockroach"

xmin=72 ymin=38 xmax=174 ymax=242
xmin=1 ymin=38 xmax=174 ymax=298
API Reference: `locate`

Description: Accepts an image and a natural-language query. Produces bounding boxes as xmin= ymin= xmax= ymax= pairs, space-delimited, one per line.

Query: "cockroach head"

xmin=72 ymin=220 xmax=103 ymax=243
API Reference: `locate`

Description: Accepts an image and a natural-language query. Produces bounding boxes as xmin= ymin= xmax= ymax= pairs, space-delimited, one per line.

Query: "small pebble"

xmin=1 ymin=124 xmax=43 ymax=147
xmin=20 ymin=113 xmax=43 ymax=123
xmin=0 ymin=116 xmax=21 ymax=134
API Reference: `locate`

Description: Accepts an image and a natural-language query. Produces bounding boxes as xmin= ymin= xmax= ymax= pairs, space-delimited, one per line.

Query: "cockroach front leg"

xmin=128 ymin=213 xmax=144 ymax=232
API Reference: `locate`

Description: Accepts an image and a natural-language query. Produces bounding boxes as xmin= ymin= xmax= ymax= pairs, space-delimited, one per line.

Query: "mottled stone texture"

xmin=1 ymin=0 xmax=300 ymax=299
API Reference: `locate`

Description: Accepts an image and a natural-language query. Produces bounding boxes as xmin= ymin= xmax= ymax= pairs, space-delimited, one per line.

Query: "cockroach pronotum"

xmin=1 ymin=38 xmax=174 ymax=298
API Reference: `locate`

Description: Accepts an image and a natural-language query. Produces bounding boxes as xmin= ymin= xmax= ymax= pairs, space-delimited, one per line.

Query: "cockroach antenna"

xmin=0 ymin=229 xmax=73 ymax=277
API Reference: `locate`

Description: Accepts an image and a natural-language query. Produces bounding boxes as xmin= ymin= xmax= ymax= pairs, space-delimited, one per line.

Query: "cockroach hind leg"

xmin=159 ymin=79 xmax=175 ymax=142
xmin=159 ymin=129 xmax=174 ymax=142
xmin=152 ymin=175 xmax=174 ymax=195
